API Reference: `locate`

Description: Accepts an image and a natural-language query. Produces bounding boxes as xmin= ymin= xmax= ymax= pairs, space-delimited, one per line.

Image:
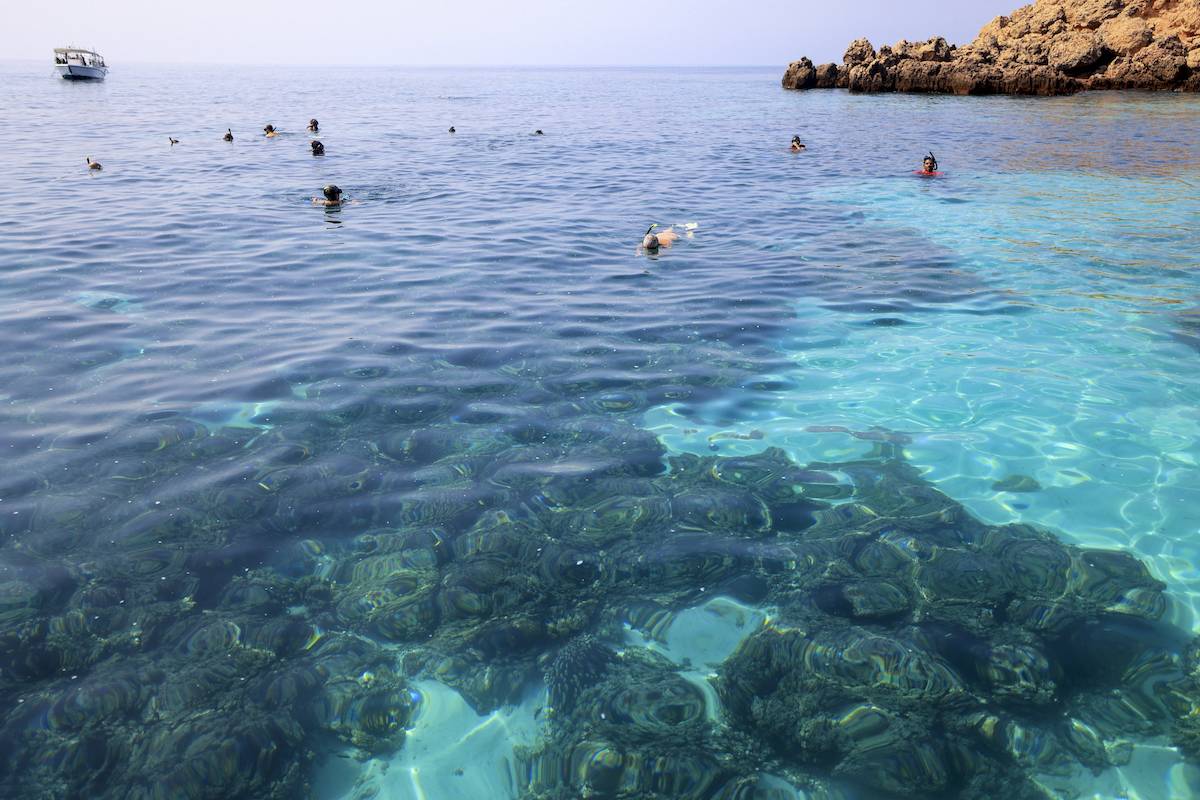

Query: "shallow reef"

xmin=2 ymin=377 xmax=1200 ymax=798
xmin=518 ymin=444 xmax=1200 ymax=799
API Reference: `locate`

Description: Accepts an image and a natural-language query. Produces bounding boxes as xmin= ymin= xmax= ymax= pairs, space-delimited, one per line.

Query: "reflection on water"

xmin=1 ymin=62 xmax=1199 ymax=798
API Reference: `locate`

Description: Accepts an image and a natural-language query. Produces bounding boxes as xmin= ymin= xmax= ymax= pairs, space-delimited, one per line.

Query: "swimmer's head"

xmin=308 ymin=119 xmax=319 ymax=130
xmin=534 ymin=129 xmax=544 ymax=135
xmin=642 ymin=224 xmax=660 ymax=251
xmin=311 ymin=140 xmax=325 ymax=155
xmin=224 ymin=128 xmax=233 ymax=141
xmin=923 ymin=152 xmax=938 ymax=172
xmin=322 ymin=184 xmax=342 ymax=202
xmin=264 ymin=124 xmax=275 ymax=134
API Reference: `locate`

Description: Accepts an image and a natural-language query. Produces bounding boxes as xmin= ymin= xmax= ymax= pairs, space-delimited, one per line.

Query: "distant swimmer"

xmin=790 ymin=135 xmax=806 ymax=152
xmin=307 ymin=118 xmax=319 ymax=132
xmin=534 ymin=129 xmax=544 ymax=135
xmin=312 ymin=184 xmax=344 ymax=207
xmin=168 ymin=137 xmax=179 ymax=146
xmin=449 ymin=126 xmax=456 ymax=133
xmin=917 ymin=152 xmax=941 ymax=176
xmin=311 ymin=140 xmax=325 ymax=156
xmin=264 ymin=124 xmax=279 ymax=138
xmin=223 ymin=129 xmax=234 ymax=142
xmin=86 ymin=157 xmax=102 ymax=171
xmin=639 ymin=223 xmax=681 ymax=254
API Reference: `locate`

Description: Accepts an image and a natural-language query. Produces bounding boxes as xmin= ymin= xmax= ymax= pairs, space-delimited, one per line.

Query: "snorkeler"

xmin=534 ymin=129 xmax=544 ymax=135
xmin=638 ymin=224 xmax=682 ymax=254
xmin=223 ymin=129 xmax=234 ymax=142
xmin=311 ymin=140 xmax=325 ymax=156
xmin=168 ymin=137 xmax=179 ymax=146
xmin=312 ymin=184 xmax=344 ymax=207
xmin=790 ymin=135 xmax=806 ymax=151
xmin=449 ymin=126 xmax=456 ymax=133
xmin=307 ymin=118 xmax=319 ymax=132
xmin=86 ymin=157 xmax=102 ymax=171
xmin=920 ymin=152 xmax=939 ymax=175
xmin=264 ymin=124 xmax=279 ymax=138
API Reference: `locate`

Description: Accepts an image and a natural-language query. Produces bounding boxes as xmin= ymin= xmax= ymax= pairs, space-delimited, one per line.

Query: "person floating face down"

xmin=312 ymin=184 xmax=344 ymax=207
xmin=790 ymin=135 xmax=806 ymax=152
xmin=639 ymin=224 xmax=681 ymax=254
xmin=921 ymin=152 xmax=939 ymax=174
xmin=264 ymin=124 xmax=279 ymax=138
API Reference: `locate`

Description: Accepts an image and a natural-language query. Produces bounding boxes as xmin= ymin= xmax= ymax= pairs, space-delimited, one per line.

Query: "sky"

xmin=6 ymin=0 xmax=1015 ymax=66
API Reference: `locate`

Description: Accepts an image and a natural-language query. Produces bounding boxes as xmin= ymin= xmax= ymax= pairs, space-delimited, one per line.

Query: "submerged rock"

xmin=783 ymin=0 xmax=1200 ymax=95
xmin=993 ymin=474 xmax=1042 ymax=493
xmin=5 ymin=392 xmax=1200 ymax=799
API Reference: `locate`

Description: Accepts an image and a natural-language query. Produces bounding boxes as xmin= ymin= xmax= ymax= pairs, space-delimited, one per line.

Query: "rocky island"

xmin=783 ymin=0 xmax=1200 ymax=95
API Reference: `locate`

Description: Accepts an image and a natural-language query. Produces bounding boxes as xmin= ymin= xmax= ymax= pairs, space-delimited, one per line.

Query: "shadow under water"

xmin=1173 ymin=306 xmax=1200 ymax=354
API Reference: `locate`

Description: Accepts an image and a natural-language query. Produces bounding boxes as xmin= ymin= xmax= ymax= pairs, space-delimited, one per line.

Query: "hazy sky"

xmin=8 ymin=0 xmax=1014 ymax=66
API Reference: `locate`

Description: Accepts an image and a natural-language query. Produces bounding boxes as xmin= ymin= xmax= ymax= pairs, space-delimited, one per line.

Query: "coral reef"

xmin=521 ymin=448 xmax=1200 ymax=799
xmin=3 ymin=354 xmax=1200 ymax=798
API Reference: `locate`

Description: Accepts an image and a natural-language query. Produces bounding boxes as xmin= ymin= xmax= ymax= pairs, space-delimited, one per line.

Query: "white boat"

xmin=54 ymin=47 xmax=108 ymax=80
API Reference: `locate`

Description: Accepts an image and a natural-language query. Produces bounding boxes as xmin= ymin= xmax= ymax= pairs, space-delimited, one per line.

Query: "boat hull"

xmin=56 ymin=64 xmax=108 ymax=80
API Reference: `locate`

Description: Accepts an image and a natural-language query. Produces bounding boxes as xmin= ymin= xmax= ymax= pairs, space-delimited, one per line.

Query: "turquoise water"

xmin=651 ymin=167 xmax=1200 ymax=618
xmin=2 ymin=61 xmax=1200 ymax=799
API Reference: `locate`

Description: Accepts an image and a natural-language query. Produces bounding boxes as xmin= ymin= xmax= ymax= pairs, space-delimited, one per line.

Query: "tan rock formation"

xmin=783 ymin=0 xmax=1199 ymax=94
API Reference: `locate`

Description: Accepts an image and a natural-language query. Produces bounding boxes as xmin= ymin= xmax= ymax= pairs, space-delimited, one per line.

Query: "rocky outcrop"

xmin=783 ymin=0 xmax=1200 ymax=94
xmin=781 ymin=57 xmax=842 ymax=89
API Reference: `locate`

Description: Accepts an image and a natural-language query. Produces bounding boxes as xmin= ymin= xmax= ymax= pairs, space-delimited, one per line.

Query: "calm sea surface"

xmin=2 ymin=62 xmax=1199 ymax=799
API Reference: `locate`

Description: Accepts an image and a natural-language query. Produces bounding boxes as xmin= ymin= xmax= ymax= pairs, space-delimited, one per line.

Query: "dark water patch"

xmin=860 ymin=316 xmax=914 ymax=327
xmin=1172 ymin=306 xmax=1200 ymax=354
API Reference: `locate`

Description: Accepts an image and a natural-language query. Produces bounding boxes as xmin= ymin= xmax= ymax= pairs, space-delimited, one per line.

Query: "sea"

xmin=1 ymin=61 xmax=1199 ymax=800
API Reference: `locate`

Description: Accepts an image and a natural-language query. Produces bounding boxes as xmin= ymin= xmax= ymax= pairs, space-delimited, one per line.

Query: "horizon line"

xmin=1 ymin=57 xmax=783 ymax=69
